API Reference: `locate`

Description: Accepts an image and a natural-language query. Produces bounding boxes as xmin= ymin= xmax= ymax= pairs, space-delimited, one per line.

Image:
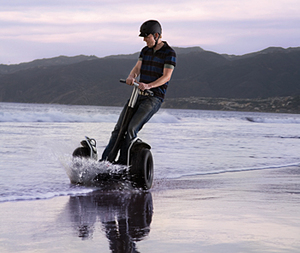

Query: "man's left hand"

xmin=138 ymin=82 xmax=150 ymax=91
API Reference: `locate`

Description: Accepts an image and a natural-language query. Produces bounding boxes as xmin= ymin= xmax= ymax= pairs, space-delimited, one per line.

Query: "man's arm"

xmin=138 ymin=67 xmax=174 ymax=91
xmin=126 ymin=60 xmax=142 ymax=85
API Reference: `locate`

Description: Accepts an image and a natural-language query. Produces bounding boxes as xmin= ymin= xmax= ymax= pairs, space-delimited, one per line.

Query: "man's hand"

xmin=138 ymin=82 xmax=151 ymax=91
xmin=126 ymin=76 xmax=135 ymax=86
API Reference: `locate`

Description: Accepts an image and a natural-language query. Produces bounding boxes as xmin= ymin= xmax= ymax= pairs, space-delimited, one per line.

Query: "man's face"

xmin=143 ymin=34 xmax=156 ymax=48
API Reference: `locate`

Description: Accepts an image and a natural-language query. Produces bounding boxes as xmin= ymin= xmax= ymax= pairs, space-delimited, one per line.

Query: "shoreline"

xmin=163 ymin=96 xmax=300 ymax=114
xmin=1 ymin=166 xmax=300 ymax=252
xmin=1 ymin=96 xmax=300 ymax=115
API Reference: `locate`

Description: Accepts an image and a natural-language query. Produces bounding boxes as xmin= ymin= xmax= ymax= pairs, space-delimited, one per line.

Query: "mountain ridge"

xmin=0 ymin=46 xmax=299 ymax=112
xmin=3 ymin=46 xmax=299 ymax=74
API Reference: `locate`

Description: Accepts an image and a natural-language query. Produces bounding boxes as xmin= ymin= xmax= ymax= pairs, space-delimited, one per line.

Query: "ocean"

xmin=1 ymin=102 xmax=299 ymax=203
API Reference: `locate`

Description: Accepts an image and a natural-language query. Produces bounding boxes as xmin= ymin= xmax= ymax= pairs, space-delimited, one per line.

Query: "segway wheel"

xmin=130 ymin=148 xmax=154 ymax=190
xmin=72 ymin=147 xmax=90 ymax=158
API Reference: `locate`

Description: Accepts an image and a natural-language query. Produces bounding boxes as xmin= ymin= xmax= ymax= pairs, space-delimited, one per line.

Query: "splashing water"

xmin=63 ymin=157 xmax=130 ymax=186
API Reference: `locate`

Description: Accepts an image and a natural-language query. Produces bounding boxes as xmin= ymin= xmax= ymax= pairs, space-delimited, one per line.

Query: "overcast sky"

xmin=1 ymin=0 xmax=299 ymax=64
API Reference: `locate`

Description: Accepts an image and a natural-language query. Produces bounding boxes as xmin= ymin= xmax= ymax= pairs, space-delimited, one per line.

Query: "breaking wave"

xmin=0 ymin=105 xmax=180 ymax=123
xmin=246 ymin=116 xmax=300 ymax=124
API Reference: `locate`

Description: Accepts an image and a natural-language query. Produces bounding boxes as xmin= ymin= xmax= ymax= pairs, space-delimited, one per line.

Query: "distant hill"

xmin=0 ymin=55 xmax=98 ymax=74
xmin=0 ymin=46 xmax=299 ymax=111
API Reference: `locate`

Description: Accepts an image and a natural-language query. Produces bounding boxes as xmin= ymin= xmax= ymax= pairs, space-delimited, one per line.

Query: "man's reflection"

xmin=66 ymin=191 xmax=153 ymax=252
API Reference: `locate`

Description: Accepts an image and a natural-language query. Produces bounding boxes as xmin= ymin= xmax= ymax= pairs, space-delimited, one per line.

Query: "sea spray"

xmin=64 ymin=157 xmax=129 ymax=186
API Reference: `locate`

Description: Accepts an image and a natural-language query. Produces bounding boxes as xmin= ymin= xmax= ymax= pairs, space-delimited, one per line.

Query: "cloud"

xmin=0 ymin=0 xmax=299 ymax=63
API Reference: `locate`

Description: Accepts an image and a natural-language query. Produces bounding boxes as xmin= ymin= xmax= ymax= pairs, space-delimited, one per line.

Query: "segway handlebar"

xmin=120 ymin=79 xmax=153 ymax=96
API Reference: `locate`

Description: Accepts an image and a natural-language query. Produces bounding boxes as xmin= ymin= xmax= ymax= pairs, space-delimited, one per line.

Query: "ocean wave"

xmin=150 ymin=111 xmax=180 ymax=123
xmin=0 ymin=110 xmax=180 ymax=123
xmin=0 ymin=111 xmax=118 ymax=123
xmin=0 ymin=187 xmax=95 ymax=203
xmin=246 ymin=116 xmax=300 ymax=124
xmin=161 ymin=162 xmax=300 ymax=180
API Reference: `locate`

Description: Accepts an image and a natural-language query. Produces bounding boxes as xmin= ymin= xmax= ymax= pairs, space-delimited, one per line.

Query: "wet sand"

xmin=1 ymin=166 xmax=300 ymax=253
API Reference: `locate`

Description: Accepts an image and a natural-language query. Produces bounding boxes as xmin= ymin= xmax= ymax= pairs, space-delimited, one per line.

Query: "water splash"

xmin=63 ymin=157 xmax=130 ymax=186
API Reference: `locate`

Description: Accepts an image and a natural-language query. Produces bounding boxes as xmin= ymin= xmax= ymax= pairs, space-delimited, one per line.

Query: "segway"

xmin=72 ymin=79 xmax=154 ymax=190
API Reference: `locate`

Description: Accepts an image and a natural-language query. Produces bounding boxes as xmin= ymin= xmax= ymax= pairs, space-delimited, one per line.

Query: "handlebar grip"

xmin=119 ymin=79 xmax=138 ymax=87
xmin=119 ymin=79 xmax=154 ymax=96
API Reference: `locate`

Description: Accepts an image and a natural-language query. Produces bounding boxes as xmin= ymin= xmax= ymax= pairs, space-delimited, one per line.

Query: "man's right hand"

xmin=126 ymin=76 xmax=135 ymax=86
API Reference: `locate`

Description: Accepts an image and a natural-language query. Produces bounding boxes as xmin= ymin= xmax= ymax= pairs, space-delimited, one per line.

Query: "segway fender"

xmin=127 ymin=138 xmax=151 ymax=166
xmin=131 ymin=139 xmax=151 ymax=152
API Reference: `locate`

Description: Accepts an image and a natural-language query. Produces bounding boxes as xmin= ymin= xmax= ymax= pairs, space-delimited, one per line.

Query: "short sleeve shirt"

xmin=139 ymin=42 xmax=176 ymax=101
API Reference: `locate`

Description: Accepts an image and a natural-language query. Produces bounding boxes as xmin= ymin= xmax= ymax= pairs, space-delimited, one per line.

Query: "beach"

xmin=1 ymin=103 xmax=300 ymax=252
xmin=1 ymin=166 xmax=299 ymax=253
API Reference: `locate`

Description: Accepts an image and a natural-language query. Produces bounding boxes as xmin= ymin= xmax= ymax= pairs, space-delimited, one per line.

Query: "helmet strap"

xmin=152 ymin=33 xmax=159 ymax=49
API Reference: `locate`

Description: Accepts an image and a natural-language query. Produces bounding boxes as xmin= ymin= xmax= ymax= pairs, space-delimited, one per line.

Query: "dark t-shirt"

xmin=139 ymin=42 xmax=176 ymax=101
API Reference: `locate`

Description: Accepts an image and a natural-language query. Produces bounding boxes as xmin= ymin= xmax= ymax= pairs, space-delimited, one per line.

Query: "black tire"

xmin=72 ymin=147 xmax=90 ymax=158
xmin=128 ymin=192 xmax=153 ymax=239
xmin=130 ymin=148 xmax=154 ymax=190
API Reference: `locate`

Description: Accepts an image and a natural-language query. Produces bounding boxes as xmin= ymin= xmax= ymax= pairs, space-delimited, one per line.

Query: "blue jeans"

xmin=101 ymin=95 xmax=162 ymax=164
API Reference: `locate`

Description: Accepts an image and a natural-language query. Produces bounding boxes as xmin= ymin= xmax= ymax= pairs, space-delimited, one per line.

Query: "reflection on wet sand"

xmin=66 ymin=191 xmax=153 ymax=252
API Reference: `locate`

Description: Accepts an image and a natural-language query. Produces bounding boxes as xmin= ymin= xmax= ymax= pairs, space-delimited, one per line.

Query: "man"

xmin=101 ymin=20 xmax=176 ymax=164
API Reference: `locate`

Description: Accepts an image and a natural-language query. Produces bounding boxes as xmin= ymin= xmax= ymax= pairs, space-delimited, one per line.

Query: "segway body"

xmin=71 ymin=80 xmax=154 ymax=190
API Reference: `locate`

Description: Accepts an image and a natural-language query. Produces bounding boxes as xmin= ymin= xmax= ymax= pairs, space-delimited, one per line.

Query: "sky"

xmin=1 ymin=0 xmax=299 ymax=64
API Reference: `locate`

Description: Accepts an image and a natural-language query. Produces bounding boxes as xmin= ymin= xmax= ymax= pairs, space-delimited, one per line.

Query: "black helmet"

xmin=139 ymin=20 xmax=162 ymax=37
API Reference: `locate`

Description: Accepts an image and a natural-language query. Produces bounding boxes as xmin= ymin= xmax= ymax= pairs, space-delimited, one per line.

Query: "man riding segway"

xmin=101 ymin=20 xmax=177 ymax=165
xmin=72 ymin=20 xmax=176 ymax=190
